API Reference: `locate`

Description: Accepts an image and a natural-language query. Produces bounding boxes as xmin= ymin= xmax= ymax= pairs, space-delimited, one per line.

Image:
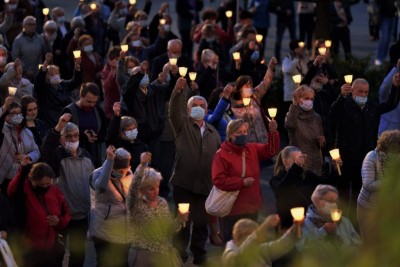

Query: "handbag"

xmin=0 ymin=238 xmax=18 ymax=267
xmin=205 ymin=151 xmax=246 ymax=217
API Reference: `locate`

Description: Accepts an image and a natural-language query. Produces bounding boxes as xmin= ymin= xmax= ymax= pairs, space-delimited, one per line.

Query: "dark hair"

xmin=239 ymin=10 xmax=252 ymax=20
xmin=241 ymin=27 xmax=257 ymax=40
xmin=207 ymin=87 xmax=223 ymax=111
xmin=232 ymin=75 xmax=253 ymax=100
xmin=125 ymin=56 xmax=140 ymax=69
xmin=80 ymin=82 xmax=100 ymax=97
xmin=20 ymin=95 xmax=37 ymax=116
xmin=108 ymin=45 xmax=121 ymax=60
xmin=4 ymin=102 xmax=21 ymax=116
xmin=29 ymin=162 xmax=55 ymax=182
xmin=201 ymin=8 xmax=218 ymax=21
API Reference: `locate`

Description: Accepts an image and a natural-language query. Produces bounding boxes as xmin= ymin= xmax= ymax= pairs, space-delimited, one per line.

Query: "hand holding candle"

xmin=318 ymin=47 xmax=327 ymax=56
xmin=298 ymin=42 xmax=305 ymax=48
xmin=42 ymin=8 xmax=49 ymax=16
xmin=225 ymin=10 xmax=233 ymax=18
xmin=179 ymin=67 xmax=187 ymax=77
xmin=291 ymin=207 xmax=305 ymax=238
xmin=178 ymin=203 xmax=190 ymax=227
xmin=329 ymin=149 xmax=342 ymax=176
xmin=73 ymin=50 xmax=81 ymax=59
xmin=121 ymin=45 xmax=128 ymax=52
xmin=292 ymin=74 xmax=302 ymax=85
xmin=331 ymin=208 xmax=342 ymax=223
xmin=268 ymin=108 xmax=277 ymax=120
xmin=129 ymin=0 xmax=136 ymax=4
xmin=325 ymin=40 xmax=332 ymax=48
xmin=256 ymin=34 xmax=263 ymax=43
xmin=242 ymin=97 xmax=251 ymax=106
xmin=189 ymin=72 xmax=197 ymax=81
xmin=233 ymin=52 xmax=241 ymax=61
xmin=169 ymin=58 xmax=177 ymax=66
xmin=8 ymin=86 xmax=17 ymax=96
xmin=344 ymin=75 xmax=353 ymax=84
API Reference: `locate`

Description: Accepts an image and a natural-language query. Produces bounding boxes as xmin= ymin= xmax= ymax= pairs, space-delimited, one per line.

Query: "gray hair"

xmin=140 ymin=168 xmax=163 ymax=190
xmin=23 ymin=16 xmax=36 ymax=26
xmin=352 ymin=78 xmax=369 ymax=87
xmin=167 ymin=39 xmax=182 ymax=50
xmin=187 ymin=96 xmax=207 ymax=109
xmin=71 ymin=16 xmax=85 ymax=29
xmin=226 ymin=119 xmax=247 ymax=141
xmin=120 ymin=116 xmax=137 ymax=132
xmin=115 ymin=147 xmax=131 ymax=159
xmin=201 ymin=49 xmax=216 ymax=64
xmin=311 ymin=184 xmax=339 ymax=205
xmin=0 ymin=45 xmax=7 ymax=55
xmin=44 ymin=20 xmax=58 ymax=31
xmin=61 ymin=122 xmax=79 ymax=135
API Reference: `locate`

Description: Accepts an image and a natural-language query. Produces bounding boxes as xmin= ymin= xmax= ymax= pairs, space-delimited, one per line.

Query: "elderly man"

xmin=11 ymin=16 xmax=51 ymax=81
xmin=330 ymin=77 xmax=400 ymax=224
xmin=169 ymin=77 xmax=221 ymax=265
xmin=41 ymin=113 xmax=94 ymax=267
xmin=51 ymin=7 xmax=70 ymax=38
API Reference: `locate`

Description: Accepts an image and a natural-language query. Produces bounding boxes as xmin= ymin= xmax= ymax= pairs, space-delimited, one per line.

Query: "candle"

xmin=169 ymin=58 xmax=177 ymax=66
xmin=268 ymin=108 xmax=277 ymax=119
xmin=225 ymin=10 xmax=233 ymax=18
xmin=292 ymin=74 xmax=302 ymax=85
xmin=38 ymin=64 xmax=43 ymax=70
xmin=233 ymin=52 xmax=240 ymax=61
xmin=90 ymin=3 xmax=97 ymax=10
xmin=129 ymin=0 xmax=136 ymax=4
xmin=159 ymin=19 xmax=166 ymax=25
xmin=179 ymin=67 xmax=187 ymax=77
xmin=8 ymin=87 xmax=17 ymax=96
xmin=318 ymin=47 xmax=326 ymax=56
xmin=42 ymin=8 xmax=49 ymax=16
xmin=178 ymin=203 xmax=190 ymax=227
xmin=329 ymin=149 xmax=342 ymax=176
xmin=331 ymin=208 xmax=342 ymax=223
xmin=121 ymin=45 xmax=129 ymax=52
xmin=4 ymin=0 xmax=9 ymax=3
xmin=242 ymin=97 xmax=251 ymax=106
xmin=298 ymin=42 xmax=305 ymax=48
xmin=73 ymin=50 xmax=81 ymax=58
xmin=189 ymin=72 xmax=197 ymax=81
xmin=344 ymin=75 xmax=353 ymax=84
xmin=325 ymin=40 xmax=332 ymax=48
xmin=291 ymin=207 xmax=305 ymax=238
xmin=256 ymin=34 xmax=263 ymax=43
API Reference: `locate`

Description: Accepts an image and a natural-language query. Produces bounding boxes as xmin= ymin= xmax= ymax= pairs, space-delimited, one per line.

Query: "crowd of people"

xmin=0 ymin=0 xmax=400 ymax=267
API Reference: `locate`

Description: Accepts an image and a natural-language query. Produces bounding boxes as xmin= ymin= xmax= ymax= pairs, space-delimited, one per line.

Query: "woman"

xmin=7 ymin=162 xmax=71 ymax=267
xmin=0 ymin=97 xmax=40 ymax=192
xmin=127 ymin=152 xmax=186 ymax=267
xmin=20 ymin=95 xmax=47 ymax=147
xmin=88 ymin=146 xmax=133 ymax=267
xmin=357 ymin=130 xmax=400 ymax=241
xmin=106 ymin=102 xmax=148 ymax=170
xmin=271 ymin=146 xmax=332 ymax=229
xmin=116 ymin=51 xmax=139 ymax=115
xmin=285 ymin=85 xmax=325 ymax=176
xmin=211 ymin=119 xmax=279 ymax=241
xmin=296 ymin=185 xmax=361 ymax=263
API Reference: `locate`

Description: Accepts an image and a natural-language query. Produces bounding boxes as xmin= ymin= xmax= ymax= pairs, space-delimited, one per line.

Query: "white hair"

xmin=187 ymin=96 xmax=208 ymax=109
xmin=311 ymin=184 xmax=339 ymax=205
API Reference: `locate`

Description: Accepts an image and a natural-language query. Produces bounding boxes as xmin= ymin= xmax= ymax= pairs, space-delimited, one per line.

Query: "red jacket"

xmin=211 ymin=131 xmax=279 ymax=216
xmin=8 ymin=167 xmax=71 ymax=250
xmin=101 ymin=64 xmax=120 ymax=119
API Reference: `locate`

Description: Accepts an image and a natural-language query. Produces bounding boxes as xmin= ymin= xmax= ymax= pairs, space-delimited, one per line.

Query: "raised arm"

xmin=168 ymin=77 xmax=188 ymax=134
xmin=91 ymin=145 xmax=115 ymax=193
xmin=254 ymin=57 xmax=277 ymax=99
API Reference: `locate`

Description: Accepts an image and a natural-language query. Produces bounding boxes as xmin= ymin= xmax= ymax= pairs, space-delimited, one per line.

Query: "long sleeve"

xmin=211 ymin=152 xmax=244 ymax=191
xmin=64 ymin=69 xmax=83 ymax=91
xmin=205 ymin=97 xmax=230 ymax=125
xmin=168 ymin=89 xmax=184 ymax=134
xmin=285 ymin=104 xmax=300 ymax=130
xmin=41 ymin=128 xmax=62 ymax=175
xmin=379 ymin=67 xmax=397 ymax=102
xmin=282 ymin=56 xmax=299 ymax=75
xmin=106 ymin=115 xmax=121 ymax=146
xmin=116 ymin=58 xmax=127 ymax=89
xmin=378 ymin=84 xmax=400 ymax=114
xmin=91 ymin=159 xmax=113 ymax=193
xmin=55 ymin=191 xmax=71 ymax=231
xmin=255 ymin=131 xmax=280 ymax=159
xmin=123 ymin=72 xmax=143 ymax=111
xmin=0 ymin=65 xmax=16 ymax=89
xmin=296 ymin=218 xmax=328 ymax=251
xmin=126 ymin=166 xmax=144 ymax=220
xmin=361 ymin=151 xmax=381 ymax=192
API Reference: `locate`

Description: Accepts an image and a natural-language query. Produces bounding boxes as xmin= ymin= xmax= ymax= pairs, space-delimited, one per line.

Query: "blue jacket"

xmin=205 ymin=97 xmax=233 ymax=142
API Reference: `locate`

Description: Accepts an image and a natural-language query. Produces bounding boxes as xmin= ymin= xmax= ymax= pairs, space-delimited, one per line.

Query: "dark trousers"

xmin=221 ymin=213 xmax=258 ymax=242
xmin=158 ymin=141 xmax=175 ymax=199
xmin=24 ymin=245 xmax=64 ymax=267
xmin=93 ymin=238 xmax=130 ymax=267
xmin=299 ymin=13 xmax=315 ymax=50
xmin=66 ymin=217 xmax=88 ymax=267
xmin=275 ymin=18 xmax=297 ymax=63
xmin=331 ymin=26 xmax=352 ymax=59
xmin=172 ymin=185 xmax=208 ymax=263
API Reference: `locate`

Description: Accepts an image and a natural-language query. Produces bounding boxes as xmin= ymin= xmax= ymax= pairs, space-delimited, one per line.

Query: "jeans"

xmin=376 ymin=17 xmax=395 ymax=61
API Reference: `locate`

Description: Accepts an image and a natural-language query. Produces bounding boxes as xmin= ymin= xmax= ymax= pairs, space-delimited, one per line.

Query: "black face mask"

xmin=33 ymin=186 xmax=49 ymax=195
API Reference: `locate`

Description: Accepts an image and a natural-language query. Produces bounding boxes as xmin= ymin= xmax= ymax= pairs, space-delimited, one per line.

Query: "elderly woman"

xmin=107 ymin=102 xmax=148 ymax=170
xmin=0 ymin=97 xmax=40 ymax=192
xmin=357 ymin=130 xmax=400 ymax=241
xmin=127 ymin=152 xmax=185 ymax=266
xmin=297 ymin=185 xmax=361 ymax=262
xmin=211 ymin=119 xmax=279 ymax=241
xmin=285 ymin=85 xmax=325 ymax=176
xmin=88 ymin=146 xmax=133 ymax=267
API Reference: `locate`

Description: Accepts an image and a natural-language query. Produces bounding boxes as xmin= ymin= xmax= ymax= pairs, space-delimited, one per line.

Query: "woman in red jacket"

xmin=8 ymin=162 xmax=71 ymax=267
xmin=211 ymin=119 xmax=279 ymax=241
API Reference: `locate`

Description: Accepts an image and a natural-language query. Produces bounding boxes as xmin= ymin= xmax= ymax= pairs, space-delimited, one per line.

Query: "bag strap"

xmin=241 ymin=151 xmax=246 ymax=178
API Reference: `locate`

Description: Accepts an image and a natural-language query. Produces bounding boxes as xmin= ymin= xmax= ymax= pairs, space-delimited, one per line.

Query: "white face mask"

xmin=10 ymin=114 xmax=23 ymax=125
xmin=83 ymin=45 xmax=93 ymax=53
xmin=321 ymin=202 xmax=337 ymax=217
xmin=124 ymin=129 xmax=138 ymax=141
xmin=128 ymin=68 xmax=134 ymax=75
xmin=49 ymin=75 xmax=61 ymax=86
xmin=242 ymin=87 xmax=253 ymax=98
xmin=163 ymin=24 xmax=171 ymax=32
xmin=299 ymin=99 xmax=313 ymax=111
xmin=131 ymin=40 xmax=143 ymax=47
xmin=65 ymin=141 xmax=79 ymax=152
xmin=139 ymin=74 xmax=149 ymax=87
xmin=190 ymin=106 xmax=205 ymax=120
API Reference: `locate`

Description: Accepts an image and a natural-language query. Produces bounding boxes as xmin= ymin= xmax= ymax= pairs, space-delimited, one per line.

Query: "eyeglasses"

xmin=64 ymin=134 xmax=80 ymax=139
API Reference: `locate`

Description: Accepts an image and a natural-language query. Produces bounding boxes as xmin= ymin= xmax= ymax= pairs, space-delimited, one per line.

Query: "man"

xmin=330 ymin=77 xmax=400 ymax=224
xmin=61 ymin=82 xmax=107 ymax=167
xmin=41 ymin=113 xmax=94 ymax=267
xmin=51 ymin=7 xmax=70 ymax=39
xmin=11 ymin=16 xmax=51 ymax=81
xmin=169 ymin=77 xmax=221 ymax=265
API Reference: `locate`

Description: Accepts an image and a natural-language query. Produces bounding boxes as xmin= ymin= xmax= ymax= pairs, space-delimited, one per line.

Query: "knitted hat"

xmin=113 ymin=148 xmax=131 ymax=169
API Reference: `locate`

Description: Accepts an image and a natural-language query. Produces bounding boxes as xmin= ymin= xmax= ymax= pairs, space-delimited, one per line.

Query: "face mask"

xmin=242 ymin=87 xmax=253 ymax=97
xmin=206 ymin=37 xmax=215 ymax=43
xmin=300 ymin=99 xmax=313 ymax=111
xmin=131 ymin=40 xmax=143 ymax=47
xmin=354 ymin=96 xmax=368 ymax=106
xmin=49 ymin=75 xmax=61 ymax=86
xmin=190 ymin=106 xmax=205 ymax=121
xmin=139 ymin=74 xmax=149 ymax=87
xmin=124 ymin=129 xmax=138 ymax=141
xmin=0 ymin=56 xmax=6 ymax=66
xmin=65 ymin=141 xmax=79 ymax=152
xmin=57 ymin=16 xmax=65 ymax=24
xmin=250 ymin=50 xmax=260 ymax=61
xmin=163 ymin=24 xmax=171 ymax=31
xmin=33 ymin=186 xmax=49 ymax=195
xmin=83 ymin=45 xmax=93 ymax=53
xmin=8 ymin=4 xmax=17 ymax=11
xmin=119 ymin=8 xmax=128 ymax=16
xmin=138 ymin=20 xmax=148 ymax=28
xmin=10 ymin=114 xmax=23 ymax=125
xmin=112 ymin=170 xmax=124 ymax=179
xmin=321 ymin=202 xmax=337 ymax=217
xmin=25 ymin=115 xmax=35 ymax=121
xmin=234 ymin=134 xmax=247 ymax=146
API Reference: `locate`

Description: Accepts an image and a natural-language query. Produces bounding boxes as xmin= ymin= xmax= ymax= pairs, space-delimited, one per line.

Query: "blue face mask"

xmin=250 ymin=50 xmax=260 ymax=62
xmin=139 ymin=74 xmax=149 ymax=87
xmin=112 ymin=170 xmax=123 ymax=179
xmin=354 ymin=96 xmax=368 ymax=106
xmin=234 ymin=134 xmax=247 ymax=146
xmin=190 ymin=106 xmax=205 ymax=120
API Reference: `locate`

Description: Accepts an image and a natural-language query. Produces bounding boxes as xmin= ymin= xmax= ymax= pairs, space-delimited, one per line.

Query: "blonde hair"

xmin=140 ymin=168 xmax=163 ymax=190
xmin=226 ymin=119 xmax=248 ymax=141
xmin=292 ymin=85 xmax=315 ymax=102
xmin=274 ymin=146 xmax=301 ymax=175
xmin=377 ymin=130 xmax=400 ymax=153
xmin=232 ymin=219 xmax=259 ymax=246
